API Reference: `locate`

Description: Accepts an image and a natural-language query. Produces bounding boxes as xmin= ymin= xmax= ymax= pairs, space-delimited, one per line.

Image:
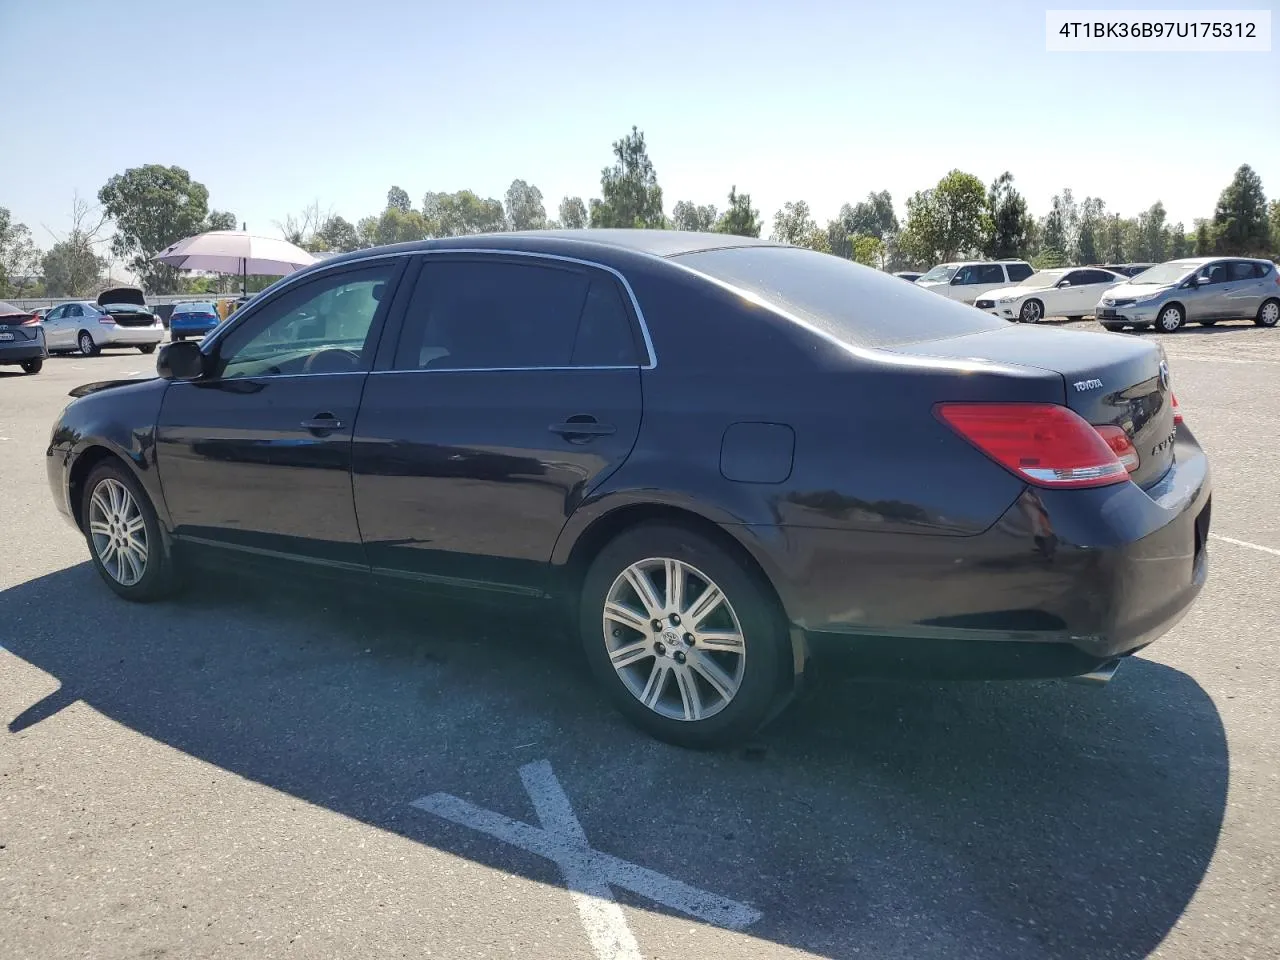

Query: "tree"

xmin=1194 ymin=218 xmax=1215 ymax=256
xmin=590 ymin=126 xmax=665 ymax=229
xmin=370 ymin=207 xmax=430 ymax=245
xmin=316 ymin=215 xmax=359 ymax=253
xmin=386 ymin=186 xmax=412 ymax=213
xmin=850 ymin=233 xmax=883 ymax=267
xmin=1075 ymin=197 xmax=1106 ymax=265
xmin=770 ymin=200 xmax=818 ymax=246
xmin=671 ymin=201 xmax=719 ymax=232
xmin=277 ymin=200 xmax=330 ymax=250
xmin=1169 ymin=224 xmax=1190 ymax=259
xmin=985 ymin=172 xmax=1031 ymax=259
xmin=1139 ymin=201 xmax=1169 ymax=263
xmin=0 ymin=207 xmax=41 ymax=297
xmin=559 ymin=196 xmax=588 ymax=230
xmin=1102 ymin=214 xmax=1126 ymax=263
xmin=434 ymin=190 xmax=506 ymax=236
xmin=504 ymin=180 xmax=547 ymax=231
xmin=206 ymin=210 xmax=237 ymax=232
xmin=1212 ymin=163 xmax=1270 ymax=255
xmin=98 ymin=164 xmax=212 ymax=293
xmin=899 ymin=170 xmax=989 ymax=264
xmin=714 ymin=186 xmax=761 ymax=238
xmin=1271 ymin=200 xmax=1280 ymax=254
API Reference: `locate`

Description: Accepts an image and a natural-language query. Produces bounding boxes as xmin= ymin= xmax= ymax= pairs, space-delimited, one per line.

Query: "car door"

xmin=1223 ymin=260 xmax=1266 ymax=318
xmin=1185 ymin=261 xmax=1230 ymax=320
xmin=352 ymin=252 xmax=646 ymax=597
xmin=154 ymin=258 xmax=405 ymax=570
xmin=1062 ymin=269 xmax=1115 ymax=315
xmin=41 ymin=305 xmax=66 ymax=347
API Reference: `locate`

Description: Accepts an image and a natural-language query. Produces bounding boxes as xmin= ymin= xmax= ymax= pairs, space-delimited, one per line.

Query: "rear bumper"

xmin=747 ymin=427 xmax=1211 ymax=678
xmin=170 ymin=323 xmax=219 ymax=337
xmin=0 ymin=341 xmax=48 ymax=362
xmin=96 ymin=324 xmax=164 ymax=347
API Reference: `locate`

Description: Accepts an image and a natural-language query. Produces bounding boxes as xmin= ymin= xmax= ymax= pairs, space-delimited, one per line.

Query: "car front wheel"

xmin=82 ymin=461 xmax=178 ymax=602
xmin=1019 ymin=299 xmax=1043 ymax=323
xmin=1156 ymin=304 xmax=1185 ymax=333
xmin=139 ymin=343 xmax=157 ymax=354
xmin=579 ymin=524 xmax=790 ymax=749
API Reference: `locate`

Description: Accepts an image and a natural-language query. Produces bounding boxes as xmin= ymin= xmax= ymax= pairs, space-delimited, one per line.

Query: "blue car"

xmin=169 ymin=302 xmax=221 ymax=341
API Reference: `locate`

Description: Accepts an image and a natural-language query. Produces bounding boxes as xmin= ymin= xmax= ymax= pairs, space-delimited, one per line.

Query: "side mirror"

xmin=157 ymin=340 xmax=206 ymax=381
xmin=1058 ymin=280 xmax=1072 ymax=287
xmin=950 ymin=274 xmax=965 ymax=285
xmin=1195 ymin=275 xmax=1212 ymax=285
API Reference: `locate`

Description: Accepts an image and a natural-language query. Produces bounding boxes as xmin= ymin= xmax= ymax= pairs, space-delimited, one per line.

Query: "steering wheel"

xmin=302 ymin=348 xmax=362 ymax=374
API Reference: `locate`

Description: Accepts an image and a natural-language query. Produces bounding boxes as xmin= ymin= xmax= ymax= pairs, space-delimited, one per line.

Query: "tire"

xmin=77 ymin=330 xmax=100 ymax=356
xmin=20 ymin=358 xmax=43 ymax=373
xmin=1198 ymin=319 xmax=1218 ymax=327
xmin=1257 ymin=298 xmax=1280 ymax=328
xmin=579 ymin=523 xmax=790 ymax=749
xmin=81 ymin=460 xmax=178 ymax=602
xmin=173 ymin=334 xmax=184 ymax=341
xmin=139 ymin=343 xmax=157 ymax=354
xmin=1067 ymin=315 xmax=1084 ymax=322
xmin=1156 ymin=304 xmax=1185 ymax=333
xmin=1018 ymin=299 xmax=1043 ymax=323
xmin=1100 ymin=324 xmax=1123 ymax=331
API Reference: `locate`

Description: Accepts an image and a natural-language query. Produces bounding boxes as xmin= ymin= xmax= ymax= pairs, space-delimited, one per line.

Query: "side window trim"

xmin=379 ymin=251 xmax=649 ymax=375
xmin=204 ymin=248 xmax=657 ymax=371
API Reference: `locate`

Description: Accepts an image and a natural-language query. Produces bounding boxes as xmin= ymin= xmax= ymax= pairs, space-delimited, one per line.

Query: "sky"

xmin=2 ymin=0 xmax=1278 ymax=256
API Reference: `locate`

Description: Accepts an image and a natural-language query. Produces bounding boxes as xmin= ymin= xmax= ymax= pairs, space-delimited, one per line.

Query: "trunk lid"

xmin=887 ymin=326 xmax=1176 ymax=489
xmin=97 ymin=286 xmax=147 ymax=308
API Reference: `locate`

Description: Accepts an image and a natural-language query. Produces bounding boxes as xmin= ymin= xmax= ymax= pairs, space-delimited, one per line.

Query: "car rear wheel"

xmin=1156 ymin=304 xmax=1185 ymax=333
xmin=139 ymin=343 xmax=157 ymax=354
xmin=1018 ymin=299 xmax=1043 ymax=323
xmin=1198 ymin=319 xmax=1218 ymax=326
xmin=1100 ymin=324 xmax=1123 ymax=331
xmin=1067 ymin=315 xmax=1084 ymax=322
xmin=579 ymin=524 xmax=790 ymax=749
xmin=77 ymin=330 xmax=100 ymax=356
xmin=82 ymin=461 xmax=178 ymax=602
xmin=173 ymin=333 xmax=184 ymax=341
xmin=20 ymin=358 xmax=42 ymax=373
xmin=1257 ymin=299 xmax=1280 ymax=328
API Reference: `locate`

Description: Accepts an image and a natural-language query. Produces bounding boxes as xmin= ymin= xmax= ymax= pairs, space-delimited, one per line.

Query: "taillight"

xmin=936 ymin=402 xmax=1129 ymax=489
xmin=1094 ymin=425 xmax=1140 ymax=473
xmin=1171 ymin=393 xmax=1183 ymax=426
xmin=99 ymin=315 xmax=115 ymax=325
xmin=23 ymin=313 xmax=39 ymax=325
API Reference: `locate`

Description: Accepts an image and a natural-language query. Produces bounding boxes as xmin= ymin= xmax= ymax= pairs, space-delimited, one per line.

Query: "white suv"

xmin=915 ymin=260 xmax=1035 ymax=305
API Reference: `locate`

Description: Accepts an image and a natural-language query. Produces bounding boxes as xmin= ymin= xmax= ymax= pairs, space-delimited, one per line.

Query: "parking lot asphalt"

xmin=2 ymin=324 xmax=1278 ymax=960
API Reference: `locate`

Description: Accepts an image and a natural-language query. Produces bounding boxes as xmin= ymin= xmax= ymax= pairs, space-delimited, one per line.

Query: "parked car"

xmin=42 ymin=287 xmax=165 ymax=356
xmin=1096 ymin=257 xmax=1280 ymax=332
xmin=31 ymin=306 xmax=54 ymax=323
xmin=976 ymin=267 xmax=1127 ymax=323
xmin=1097 ymin=263 xmax=1156 ymax=278
xmin=169 ymin=301 xmax=222 ymax=341
xmin=0 ymin=300 xmax=47 ymax=373
xmin=893 ymin=271 xmax=924 ymax=283
xmin=915 ymin=259 xmax=1035 ymax=305
xmin=46 ymin=231 xmax=1211 ymax=748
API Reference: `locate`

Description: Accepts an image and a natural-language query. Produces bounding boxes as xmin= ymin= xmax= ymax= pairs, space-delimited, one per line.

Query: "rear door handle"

xmin=301 ymin=414 xmax=344 ymax=432
xmin=550 ymin=417 xmax=616 ymax=441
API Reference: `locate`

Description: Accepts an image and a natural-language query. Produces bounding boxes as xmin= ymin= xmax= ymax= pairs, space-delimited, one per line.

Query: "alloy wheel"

xmin=1261 ymin=301 xmax=1279 ymax=327
xmin=1020 ymin=301 xmax=1041 ymax=323
xmin=602 ymin=557 xmax=747 ymax=722
xmin=88 ymin=478 xmax=149 ymax=586
xmin=79 ymin=332 xmax=95 ymax=355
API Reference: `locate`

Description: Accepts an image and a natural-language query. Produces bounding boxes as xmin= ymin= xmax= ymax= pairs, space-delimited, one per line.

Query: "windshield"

xmin=1129 ymin=261 xmax=1199 ymax=285
xmin=918 ymin=265 xmax=958 ymax=283
xmin=1021 ymin=270 xmax=1066 ymax=287
xmin=674 ymin=246 xmax=1008 ymax=349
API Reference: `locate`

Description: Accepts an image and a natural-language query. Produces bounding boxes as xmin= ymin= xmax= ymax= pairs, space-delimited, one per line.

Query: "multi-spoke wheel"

xmin=1018 ymin=299 xmax=1043 ymax=323
xmin=81 ymin=461 xmax=178 ymax=601
xmin=1257 ymin=299 xmax=1280 ymax=328
xmin=580 ymin=524 xmax=791 ymax=748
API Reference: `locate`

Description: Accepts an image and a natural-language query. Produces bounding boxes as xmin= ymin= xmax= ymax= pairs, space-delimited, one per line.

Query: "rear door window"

xmin=1228 ymin=261 xmax=1258 ymax=282
xmin=977 ymin=264 xmax=1004 ymax=284
xmin=1004 ymin=263 xmax=1034 ymax=281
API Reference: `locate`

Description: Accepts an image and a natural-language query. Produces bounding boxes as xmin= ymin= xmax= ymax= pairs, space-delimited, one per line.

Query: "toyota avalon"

xmin=45 ymin=230 xmax=1212 ymax=748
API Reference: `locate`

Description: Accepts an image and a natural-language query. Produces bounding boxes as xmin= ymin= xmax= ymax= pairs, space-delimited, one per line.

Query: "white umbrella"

xmin=153 ymin=230 xmax=318 ymax=295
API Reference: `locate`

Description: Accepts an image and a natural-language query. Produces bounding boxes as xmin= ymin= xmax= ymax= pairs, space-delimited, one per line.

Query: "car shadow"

xmin=2 ymin=563 xmax=1228 ymax=959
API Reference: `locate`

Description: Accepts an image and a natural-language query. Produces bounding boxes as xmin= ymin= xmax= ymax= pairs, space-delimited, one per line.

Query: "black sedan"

xmin=0 ymin=300 xmax=47 ymax=373
xmin=45 ymin=230 xmax=1211 ymax=748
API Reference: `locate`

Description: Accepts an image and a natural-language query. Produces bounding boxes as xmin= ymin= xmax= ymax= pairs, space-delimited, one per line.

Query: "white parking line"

xmin=1173 ymin=355 xmax=1280 ymax=366
xmin=1210 ymin=534 xmax=1280 ymax=557
xmin=411 ymin=760 xmax=762 ymax=959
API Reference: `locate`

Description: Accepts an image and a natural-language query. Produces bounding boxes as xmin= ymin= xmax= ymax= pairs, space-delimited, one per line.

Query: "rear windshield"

xmin=175 ymin=303 xmax=216 ymax=314
xmin=673 ymin=246 xmax=1009 ymax=348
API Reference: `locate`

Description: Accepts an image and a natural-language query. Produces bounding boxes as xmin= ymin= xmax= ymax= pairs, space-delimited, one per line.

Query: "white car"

xmin=976 ymin=267 xmax=1128 ymax=323
xmin=41 ymin=287 xmax=165 ymax=356
xmin=915 ymin=260 xmax=1035 ymax=305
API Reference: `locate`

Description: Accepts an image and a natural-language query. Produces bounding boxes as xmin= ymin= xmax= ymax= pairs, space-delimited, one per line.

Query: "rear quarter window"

xmin=1004 ymin=263 xmax=1034 ymax=281
xmin=673 ymin=246 xmax=1011 ymax=349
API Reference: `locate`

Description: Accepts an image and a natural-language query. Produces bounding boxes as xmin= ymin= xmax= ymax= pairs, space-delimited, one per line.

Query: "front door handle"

xmin=550 ymin=416 xmax=616 ymax=442
xmin=301 ymin=414 xmax=344 ymax=433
